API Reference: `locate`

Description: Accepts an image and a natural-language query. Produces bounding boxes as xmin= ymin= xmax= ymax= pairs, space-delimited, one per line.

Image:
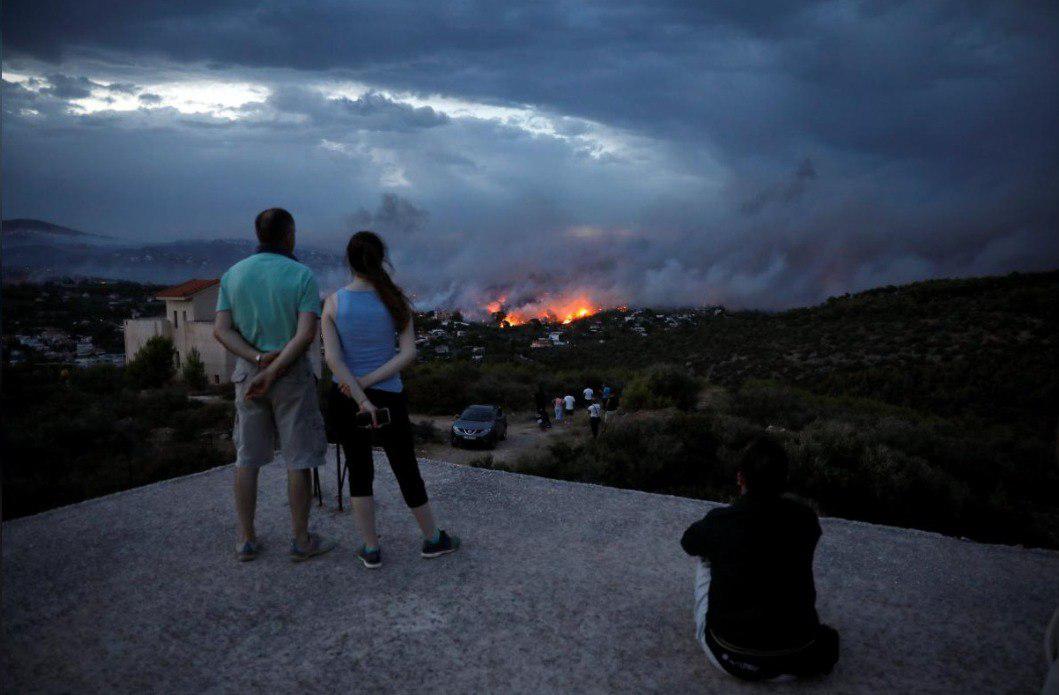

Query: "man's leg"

xmin=232 ymin=373 xmax=275 ymax=552
xmin=694 ymin=560 xmax=711 ymax=654
xmin=271 ymin=362 xmax=332 ymax=554
xmin=287 ymin=468 xmax=312 ymax=547
xmin=694 ymin=560 xmax=729 ymax=675
xmin=234 ymin=467 xmax=259 ymax=544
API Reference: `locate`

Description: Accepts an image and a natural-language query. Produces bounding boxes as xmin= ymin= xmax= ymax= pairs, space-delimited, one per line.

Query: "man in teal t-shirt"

xmin=216 ymin=250 xmax=322 ymax=352
xmin=213 ymin=208 xmax=336 ymax=564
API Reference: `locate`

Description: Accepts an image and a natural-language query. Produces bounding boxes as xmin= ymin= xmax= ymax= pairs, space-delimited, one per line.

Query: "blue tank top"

xmin=332 ymin=288 xmax=403 ymax=393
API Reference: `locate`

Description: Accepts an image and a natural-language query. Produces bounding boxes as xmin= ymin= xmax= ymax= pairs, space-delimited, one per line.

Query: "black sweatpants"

xmin=327 ymin=384 xmax=429 ymax=508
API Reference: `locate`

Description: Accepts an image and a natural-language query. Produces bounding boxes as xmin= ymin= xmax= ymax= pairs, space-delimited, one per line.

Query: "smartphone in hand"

xmin=356 ymin=408 xmax=391 ymax=428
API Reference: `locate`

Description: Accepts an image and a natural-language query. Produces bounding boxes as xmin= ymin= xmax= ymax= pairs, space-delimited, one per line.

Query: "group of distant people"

xmin=535 ymin=385 xmax=613 ymax=438
xmin=212 ymin=207 xmax=838 ymax=683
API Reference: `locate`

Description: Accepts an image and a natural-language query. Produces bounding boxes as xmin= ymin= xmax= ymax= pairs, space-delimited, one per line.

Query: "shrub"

xmin=125 ymin=336 xmax=176 ymax=389
xmin=181 ymin=348 xmax=208 ymax=391
xmin=622 ymin=364 xmax=701 ymax=411
xmin=412 ymin=419 xmax=441 ymax=444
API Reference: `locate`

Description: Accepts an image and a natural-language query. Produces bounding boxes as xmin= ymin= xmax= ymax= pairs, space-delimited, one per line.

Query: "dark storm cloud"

xmin=41 ymin=73 xmax=96 ymax=99
xmin=2 ymin=0 xmax=1058 ymax=309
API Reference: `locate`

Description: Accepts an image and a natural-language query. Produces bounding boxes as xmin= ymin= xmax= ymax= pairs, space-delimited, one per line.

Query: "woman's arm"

xmin=358 ymin=318 xmax=417 ymax=389
xmin=320 ymin=294 xmax=371 ymax=406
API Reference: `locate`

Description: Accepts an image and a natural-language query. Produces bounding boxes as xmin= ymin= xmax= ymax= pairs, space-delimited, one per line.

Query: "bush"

xmin=181 ymin=348 xmax=208 ymax=391
xmin=622 ymin=364 xmax=701 ymax=411
xmin=125 ymin=336 xmax=176 ymax=389
xmin=412 ymin=419 xmax=441 ymax=444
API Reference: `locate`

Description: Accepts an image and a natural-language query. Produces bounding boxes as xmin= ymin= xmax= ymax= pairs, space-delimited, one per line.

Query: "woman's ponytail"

xmin=346 ymin=231 xmax=412 ymax=330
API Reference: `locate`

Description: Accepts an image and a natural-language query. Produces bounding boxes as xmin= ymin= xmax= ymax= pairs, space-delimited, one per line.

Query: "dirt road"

xmin=412 ymin=410 xmax=592 ymax=465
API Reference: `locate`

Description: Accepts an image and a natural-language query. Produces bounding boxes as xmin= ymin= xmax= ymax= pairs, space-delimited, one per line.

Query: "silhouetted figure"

xmin=681 ymin=437 xmax=839 ymax=681
xmin=535 ymin=389 xmax=552 ymax=430
xmin=587 ymin=401 xmax=602 ymax=438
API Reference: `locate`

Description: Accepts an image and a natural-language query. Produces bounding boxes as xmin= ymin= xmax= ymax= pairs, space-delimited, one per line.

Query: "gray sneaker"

xmin=290 ymin=533 xmax=337 ymax=562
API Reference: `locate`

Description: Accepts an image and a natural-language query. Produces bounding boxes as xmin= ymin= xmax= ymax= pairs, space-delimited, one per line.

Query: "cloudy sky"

xmin=3 ymin=1 xmax=1057 ymax=311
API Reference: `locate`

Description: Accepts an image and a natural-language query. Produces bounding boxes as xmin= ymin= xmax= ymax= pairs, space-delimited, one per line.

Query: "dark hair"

xmin=255 ymin=208 xmax=295 ymax=245
xmin=346 ymin=230 xmax=412 ymax=330
xmin=737 ymin=436 xmax=789 ymax=497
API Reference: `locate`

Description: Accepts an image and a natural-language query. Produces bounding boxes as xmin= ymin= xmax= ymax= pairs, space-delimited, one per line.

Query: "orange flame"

xmin=485 ymin=294 xmax=601 ymax=327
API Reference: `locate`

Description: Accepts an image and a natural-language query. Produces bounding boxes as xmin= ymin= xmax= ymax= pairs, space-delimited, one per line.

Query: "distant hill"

xmin=1 ymin=220 xmax=110 ymax=241
xmin=1 ymin=218 xmax=107 ymax=238
xmin=1 ymin=218 xmax=346 ymax=285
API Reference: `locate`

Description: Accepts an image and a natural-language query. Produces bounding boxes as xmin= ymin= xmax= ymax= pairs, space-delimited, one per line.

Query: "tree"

xmin=181 ymin=348 xmax=208 ymax=391
xmin=125 ymin=336 xmax=176 ymax=389
xmin=451 ymin=310 xmax=464 ymax=323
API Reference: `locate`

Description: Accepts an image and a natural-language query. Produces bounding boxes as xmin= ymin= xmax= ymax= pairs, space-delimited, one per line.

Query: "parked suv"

xmin=451 ymin=404 xmax=508 ymax=449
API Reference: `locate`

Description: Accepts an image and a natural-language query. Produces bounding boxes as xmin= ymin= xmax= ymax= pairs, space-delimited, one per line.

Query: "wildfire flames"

xmin=486 ymin=294 xmax=601 ymax=326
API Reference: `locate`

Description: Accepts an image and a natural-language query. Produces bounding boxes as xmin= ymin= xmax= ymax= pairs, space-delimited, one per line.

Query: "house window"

xmin=213 ymin=374 xmax=220 ymax=385
xmin=173 ymin=310 xmax=179 ymax=328
xmin=182 ymin=310 xmax=187 ymax=323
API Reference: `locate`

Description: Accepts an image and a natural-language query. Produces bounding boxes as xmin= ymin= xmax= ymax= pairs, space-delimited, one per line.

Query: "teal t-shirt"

xmin=216 ymin=252 xmax=322 ymax=352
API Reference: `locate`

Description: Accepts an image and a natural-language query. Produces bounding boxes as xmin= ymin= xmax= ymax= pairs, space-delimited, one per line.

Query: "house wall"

xmin=163 ymin=285 xmax=219 ymax=329
xmin=123 ymin=318 xmax=171 ymax=364
xmin=182 ymin=321 xmax=235 ymax=385
xmin=188 ymin=287 xmax=219 ymax=322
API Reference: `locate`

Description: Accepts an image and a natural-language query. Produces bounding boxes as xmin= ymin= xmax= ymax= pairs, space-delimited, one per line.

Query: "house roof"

xmin=155 ymin=278 xmax=219 ymax=299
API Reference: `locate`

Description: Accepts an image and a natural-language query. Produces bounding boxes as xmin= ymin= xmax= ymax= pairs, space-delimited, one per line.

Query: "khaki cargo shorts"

xmin=231 ymin=356 xmax=327 ymax=470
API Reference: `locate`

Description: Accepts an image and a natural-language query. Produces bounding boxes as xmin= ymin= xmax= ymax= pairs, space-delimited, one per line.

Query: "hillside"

xmin=0 ymin=218 xmax=345 ymax=284
xmin=533 ymin=271 xmax=1058 ymax=432
xmin=1 ymin=218 xmax=102 ymax=237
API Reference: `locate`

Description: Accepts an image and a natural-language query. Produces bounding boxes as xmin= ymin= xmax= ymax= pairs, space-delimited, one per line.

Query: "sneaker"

xmin=236 ymin=539 xmax=260 ymax=562
xmin=356 ymin=545 xmax=382 ymax=569
xmin=289 ymin=533 xmax=337 ymax=562
xmin=421 ymin=530 xmax=461 ymax=559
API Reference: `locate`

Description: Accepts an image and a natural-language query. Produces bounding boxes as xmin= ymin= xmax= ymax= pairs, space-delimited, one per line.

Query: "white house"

xmin=124 ymin=279 xmax=234 ymax=385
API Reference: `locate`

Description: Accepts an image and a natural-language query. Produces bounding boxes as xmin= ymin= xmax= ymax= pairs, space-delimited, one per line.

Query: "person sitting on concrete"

xmin=587 ymin=401 xmax=603 ymax=438
xmin=212 ymin=207 xmax=336 ymax=563
xmin=680 ymin=437 xmax=839 ymax=681
xmin=322 ymin=230 xmax=460 ymax=569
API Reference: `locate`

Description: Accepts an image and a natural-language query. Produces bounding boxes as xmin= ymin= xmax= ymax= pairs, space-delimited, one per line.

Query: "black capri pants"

xmin=327 ymin=384 xmax=429 ymax=508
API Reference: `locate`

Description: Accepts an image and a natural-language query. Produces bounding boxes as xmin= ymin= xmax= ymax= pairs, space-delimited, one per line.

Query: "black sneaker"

xmin=356 ymin=545 xmax=382 ymax=569
xmin=422 ymin=530 xmax=461 ymax=558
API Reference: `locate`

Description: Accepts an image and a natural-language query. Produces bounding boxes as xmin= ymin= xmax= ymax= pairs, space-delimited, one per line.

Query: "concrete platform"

xmin=3 ymin=456 xmax=1058 ymax=693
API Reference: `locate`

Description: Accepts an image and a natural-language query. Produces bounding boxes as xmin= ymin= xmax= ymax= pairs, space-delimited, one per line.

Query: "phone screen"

xmin=356 ymin=408 xmax=391 ymax=428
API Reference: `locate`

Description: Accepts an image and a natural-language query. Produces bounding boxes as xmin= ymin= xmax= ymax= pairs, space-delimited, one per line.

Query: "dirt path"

xmin=412 ymin=410 xmax=592 ymax=465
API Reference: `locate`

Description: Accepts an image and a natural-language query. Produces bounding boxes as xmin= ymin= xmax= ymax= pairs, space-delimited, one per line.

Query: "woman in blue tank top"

xmin=322 ymin=231 xmax=460 ymax=568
